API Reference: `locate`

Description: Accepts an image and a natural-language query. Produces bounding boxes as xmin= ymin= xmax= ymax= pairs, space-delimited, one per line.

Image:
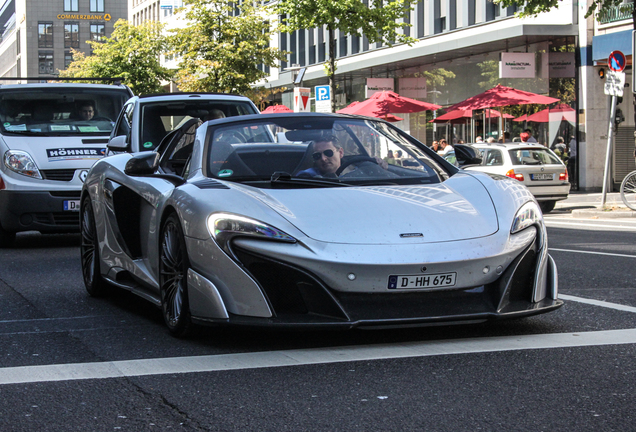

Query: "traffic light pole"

xmin=601 ymin=94 xmax=617 ymax=208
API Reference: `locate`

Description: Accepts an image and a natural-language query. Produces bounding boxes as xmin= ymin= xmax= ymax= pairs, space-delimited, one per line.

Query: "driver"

xmin=78 ymin=102 xmax=96 ymax=121
xmin=297 ymin=137 xmax=344 ymax=178
xmin=297 ymin=135 xmax=389 ymax=178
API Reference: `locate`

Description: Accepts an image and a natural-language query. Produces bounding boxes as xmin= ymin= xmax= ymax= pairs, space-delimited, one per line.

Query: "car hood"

xmin=233 ymin=173 xmax=499 ymax=245
xmin=1 ymin=135 xmax=109 ymax=170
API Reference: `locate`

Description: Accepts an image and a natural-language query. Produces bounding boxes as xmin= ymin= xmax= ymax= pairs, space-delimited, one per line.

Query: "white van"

xmin=0 ymin=83 xmax=133 ymax=246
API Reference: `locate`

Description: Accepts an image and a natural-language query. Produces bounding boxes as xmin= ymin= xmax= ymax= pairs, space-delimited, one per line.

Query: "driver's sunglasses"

xmin=312 ymin=149 xmax=335 ymax=160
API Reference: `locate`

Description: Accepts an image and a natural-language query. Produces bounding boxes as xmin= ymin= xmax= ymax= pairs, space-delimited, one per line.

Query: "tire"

xmin=539 ymin=200 xmax=556 ymax=214
xmin=620 ymin=170 xmax=636 ymax=211
xmin=80 ymin=197 xmax=110 ymax=296
xmin=0 ymin=222 xmax=15 ymax=248
xmin=159 ymin=213 xmax=192 ymax=337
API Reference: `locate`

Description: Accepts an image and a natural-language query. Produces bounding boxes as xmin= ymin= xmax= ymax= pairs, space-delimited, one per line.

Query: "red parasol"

xmin=262 ymin=105 xmax=293 ymax=113
xmin=337 ymin=90 xmax=440 ymax=116
xmin=429 ymin=109 xmax=513 ymax=123
xmin=448 ymin=84 xmax=560 ymax=111
xmin=513 ymin=114 xmax=528 ymax=122
xmin=526 ymin=104 xmax=575 ymax=123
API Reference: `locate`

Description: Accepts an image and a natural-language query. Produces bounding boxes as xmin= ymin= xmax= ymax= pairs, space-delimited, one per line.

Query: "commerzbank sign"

xmin=57 ymin=13 xmax=112 ymax=20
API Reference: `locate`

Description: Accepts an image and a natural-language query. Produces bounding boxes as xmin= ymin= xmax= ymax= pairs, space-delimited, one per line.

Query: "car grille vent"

xmin=41 ymin=169 xmax=76 ymax=181
xmin=192 ymin=179 xmax=230 ymax=189
xmin=33 ymin=212 xmax=80 ymax=226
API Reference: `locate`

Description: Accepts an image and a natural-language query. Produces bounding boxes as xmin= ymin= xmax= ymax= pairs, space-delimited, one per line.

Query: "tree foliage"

xmin=277 ymin=0 xmax=418 ymax=111
xmin=495 ymin=0 xmax=628 ymax=19
xmin=59 ymin=20 xmax=172 ymax=95
xmin=169 ymin=0 xmax=286 ymax=94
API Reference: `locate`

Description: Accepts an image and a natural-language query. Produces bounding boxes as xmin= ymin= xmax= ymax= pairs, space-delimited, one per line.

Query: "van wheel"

xmin=539 ymin=201 xmax=556 ymax=213
xmin=0 ymin=223 xmax=15 ymax=248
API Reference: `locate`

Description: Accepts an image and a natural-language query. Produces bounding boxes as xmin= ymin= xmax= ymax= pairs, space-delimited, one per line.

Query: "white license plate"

xmin=388 ymin=273 xmax=457 ymax=290
xmin=63 ymin=200 xmax=80 ymax=211
xmin=531 ymin=173 xmax=554 ymax=181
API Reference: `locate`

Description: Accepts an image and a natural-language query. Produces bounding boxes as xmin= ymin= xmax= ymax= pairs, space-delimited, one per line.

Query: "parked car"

xmin=80 ymin=113 xmax=562 ymax=336
xmin=107 ymin=93 xmax=260 ymax=154
xmin=449 ymin=143 xmax=570 ymax=213
xmin=0 ymin=82 xmax=133 ymax=247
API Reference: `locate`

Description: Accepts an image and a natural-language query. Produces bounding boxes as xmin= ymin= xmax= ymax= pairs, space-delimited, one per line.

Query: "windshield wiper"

xmin=270 ymin=171 xmax=351 ymax=187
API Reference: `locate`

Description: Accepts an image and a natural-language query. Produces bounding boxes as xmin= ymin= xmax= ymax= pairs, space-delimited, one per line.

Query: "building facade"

xmin=0 ymin=0 xmax=127 ymax=81
xmin=257 ymin=0 xmax=635 ymax=192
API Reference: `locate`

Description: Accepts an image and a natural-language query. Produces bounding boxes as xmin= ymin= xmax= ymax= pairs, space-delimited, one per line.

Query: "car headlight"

xmin=208 ymin=213 xmax=297 ymax=257
xmin=4 ymin=150 xmax=42 ymax=179
xmin=511 ymin=201 xmax=542 ymax=234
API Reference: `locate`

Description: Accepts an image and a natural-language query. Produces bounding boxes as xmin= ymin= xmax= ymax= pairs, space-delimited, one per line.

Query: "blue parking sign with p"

xmin=316 ymin=86 xmax=330 ymax=101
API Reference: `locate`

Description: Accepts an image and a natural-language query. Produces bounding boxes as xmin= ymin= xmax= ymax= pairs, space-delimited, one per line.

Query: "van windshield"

xmin=0 ymin=87 xmax=130 ymax=136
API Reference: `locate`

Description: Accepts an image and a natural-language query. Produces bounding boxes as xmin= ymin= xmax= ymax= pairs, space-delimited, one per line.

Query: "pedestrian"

xmin=438 ymin=139 xmax=453 ymax=155
xmin=524 ymin=128 xmax=538 ymax=143
xmin=520 ymin=132 xmax=530 ymax=143
xmin=475 ymin=136 xmax=483 ymax=143
xmin=431 ymin=140 xmax=439 ymax=153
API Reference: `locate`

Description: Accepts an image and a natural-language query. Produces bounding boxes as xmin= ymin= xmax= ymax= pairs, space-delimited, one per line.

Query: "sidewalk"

xmin=553 ymin=191 xmax=636 ymax=218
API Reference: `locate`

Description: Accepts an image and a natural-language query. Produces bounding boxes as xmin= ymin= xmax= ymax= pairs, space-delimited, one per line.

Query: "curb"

xmin=570 ymin=209 xmax=636 ymax=218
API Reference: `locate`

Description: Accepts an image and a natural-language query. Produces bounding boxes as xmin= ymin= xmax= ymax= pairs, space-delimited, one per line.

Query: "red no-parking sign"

xmin=608 ymin=50 xmax=626 ymax=72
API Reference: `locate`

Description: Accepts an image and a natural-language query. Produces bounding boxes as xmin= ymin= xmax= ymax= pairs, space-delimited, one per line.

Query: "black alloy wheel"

xmin=159 ymin=213 xmax=192 ymax=337
xmin=80 ymin=197 xmax=110 ymax=296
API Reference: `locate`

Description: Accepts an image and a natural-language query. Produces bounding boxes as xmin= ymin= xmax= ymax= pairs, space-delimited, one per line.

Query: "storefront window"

xmin=38 ymin=51 xmax=54 ymax=75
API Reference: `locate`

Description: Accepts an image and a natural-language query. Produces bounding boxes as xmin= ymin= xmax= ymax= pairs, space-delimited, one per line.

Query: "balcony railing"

xmin=598 ymin=2 xmax=634 ymax=24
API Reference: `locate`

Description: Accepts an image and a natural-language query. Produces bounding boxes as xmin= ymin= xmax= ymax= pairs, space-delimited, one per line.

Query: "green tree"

xmin=59 ymin=20 xmax=172 ymax=95
xmin=169 ymin=0 xmax=286 ymax=94
xmin=277 ymin=0 xmax=417 ymax=112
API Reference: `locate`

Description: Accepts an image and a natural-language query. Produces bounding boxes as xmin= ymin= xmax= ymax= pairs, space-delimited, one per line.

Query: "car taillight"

xmin=506 ymin=169 xmax=524 ymax=181
xmin=559 ymin=169 xmax=568 ymax=181
xmin=0 ymin=175 xmax=5 ymax=190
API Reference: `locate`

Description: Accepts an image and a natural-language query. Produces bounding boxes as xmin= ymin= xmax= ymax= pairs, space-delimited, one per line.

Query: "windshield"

xmin=508 ymin=148 xmax=562 ymax=165
xmin=206 ymin=117 xmax=449 ymax=187
xmin=140 ymin=100 xmax=258 ymax=150
xmin=0 ymin=87 xmax=130 ymax=136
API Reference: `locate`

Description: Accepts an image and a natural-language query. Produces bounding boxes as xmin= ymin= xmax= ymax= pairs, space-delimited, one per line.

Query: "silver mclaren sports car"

xmin=80 ymin=113 xmax=563 ymax=336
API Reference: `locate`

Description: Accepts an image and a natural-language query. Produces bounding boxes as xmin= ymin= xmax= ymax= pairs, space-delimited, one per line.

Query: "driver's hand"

xmin=374 ymin=156 xmax=388 ymax=170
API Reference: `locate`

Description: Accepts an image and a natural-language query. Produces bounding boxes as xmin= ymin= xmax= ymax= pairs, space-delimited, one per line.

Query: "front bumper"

xmin=190 ymin=237 xmax=563 ymax=329
xmin=0 ymin=190 xmax=81 ymax=233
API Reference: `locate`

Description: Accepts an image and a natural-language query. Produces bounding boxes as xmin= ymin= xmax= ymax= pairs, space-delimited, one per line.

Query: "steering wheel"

xmin=336 ymin=155 xmax=378 ymax=176
xmin=216 ymin=130 xmax=247 ymax=144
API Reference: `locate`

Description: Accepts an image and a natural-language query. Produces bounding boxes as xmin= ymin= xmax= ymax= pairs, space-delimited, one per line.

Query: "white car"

xmin=459 ymin=143 xmax=570 ymax=213
xmin=0 ymin=83 xmax=133 ymax=246
xmin=106 ymin=93 xmax=260 ymax=154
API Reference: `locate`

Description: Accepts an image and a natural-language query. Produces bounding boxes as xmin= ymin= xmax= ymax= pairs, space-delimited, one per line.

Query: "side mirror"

xmin=453 ymin=144 xmax=483 ymax=167
xmin=107 ymin=135 xmax=129 ymax=152
xmin=124 ymin=152 xmax=160 ymax=176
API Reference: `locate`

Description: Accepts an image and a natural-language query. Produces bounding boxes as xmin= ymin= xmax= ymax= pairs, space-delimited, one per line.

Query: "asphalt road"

xmin=1 ymin=213 xmax=635 ymax=431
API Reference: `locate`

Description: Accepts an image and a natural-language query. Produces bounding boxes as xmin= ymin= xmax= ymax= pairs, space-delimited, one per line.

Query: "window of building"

xmin=90 ymin=23 xmax=105 ymax=42
xmin=64 ymin=0 xmax=79 ymax=12
xmin=64 ymin=23 xmax=79 ymax=48
xmin=38 ymin=22 xmax=53 ymax=48
xmin=90 ymin=0 xmax=105 ymax=12
xmin=64 ymin=51 xmax=73 ymax=69
xmin=38 ymin=51 xmax=54 ymax=75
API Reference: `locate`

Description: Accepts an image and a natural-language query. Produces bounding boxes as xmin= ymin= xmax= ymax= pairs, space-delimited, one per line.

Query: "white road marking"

xmin=2 ymin=327 xmax=636 ymax=385
xmin=545 ymin=220 xmax=636 ymax=230
xmin=560 ymin=294 xmax=636 ymax=313
xmin=549 ymin=248 xmax=636 ymax=259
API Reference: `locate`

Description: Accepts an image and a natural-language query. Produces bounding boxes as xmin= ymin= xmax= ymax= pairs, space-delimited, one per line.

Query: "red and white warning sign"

xmin=293 ymin=87 xmax=311 ymax=112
